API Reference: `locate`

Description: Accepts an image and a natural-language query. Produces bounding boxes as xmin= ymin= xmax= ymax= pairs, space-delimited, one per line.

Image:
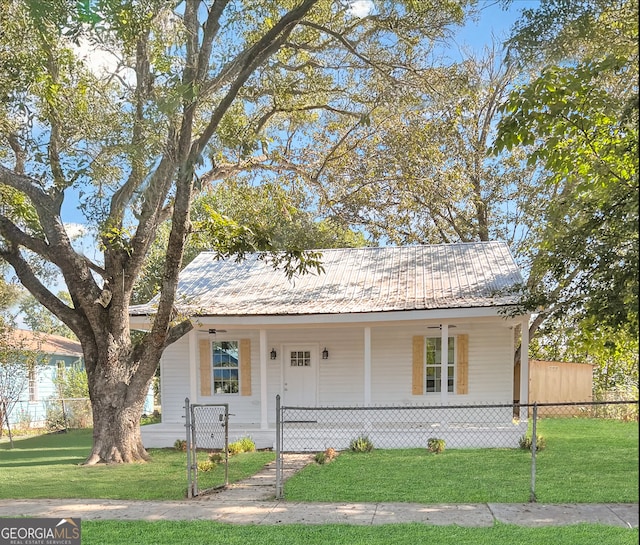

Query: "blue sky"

xmin=454 ymin=0 xmax=540 ymax=53
xmin=53 ymin=1 xmax=541 ymax=250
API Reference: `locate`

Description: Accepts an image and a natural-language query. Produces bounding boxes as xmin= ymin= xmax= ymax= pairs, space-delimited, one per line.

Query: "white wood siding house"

xmin=131 ymin=242 xmax=530 ymax=449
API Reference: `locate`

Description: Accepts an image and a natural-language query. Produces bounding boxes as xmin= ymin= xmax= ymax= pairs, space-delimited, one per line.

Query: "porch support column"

xmin=259 ymin=329 xmax=269 ymax=429
xmin=188 ymin=329 xmax=198 ymax=400
xmin=519 ymin=316 xmax=530 ymax=405
xmin=364 ymin=327 xmax=372 ymax=406
xmin=440 ymin=323 xmax=448 ymax=403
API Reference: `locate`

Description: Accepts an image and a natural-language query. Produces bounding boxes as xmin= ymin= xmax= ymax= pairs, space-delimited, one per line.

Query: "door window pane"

xmin=290 ymin=351 xmax=311 ymax=367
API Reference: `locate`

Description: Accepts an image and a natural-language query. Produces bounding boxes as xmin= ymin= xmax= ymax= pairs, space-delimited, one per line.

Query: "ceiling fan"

xmin=197 ymin=328 xmax=228 ymax=334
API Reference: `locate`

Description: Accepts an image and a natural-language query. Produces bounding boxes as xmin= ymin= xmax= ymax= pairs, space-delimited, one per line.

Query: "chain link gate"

xmin=184 ymin=397 xmax=229 ymax=498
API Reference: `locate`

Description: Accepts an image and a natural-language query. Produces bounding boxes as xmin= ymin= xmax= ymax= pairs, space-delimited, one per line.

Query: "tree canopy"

xmin=496 ymin=0 xmax=638 ymax=334
xmin=0 ymin=0 xmax=473 ymax=463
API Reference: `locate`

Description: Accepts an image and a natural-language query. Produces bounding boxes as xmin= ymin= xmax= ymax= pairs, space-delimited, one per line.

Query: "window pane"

xmin=212 ymin=341 xmax=239 ymax=394
xmin=425 ymin=338 xmax=438 ymax=365
xmin=425 ymin=336 xmax=455 ymax=394
xmin=447 ymin=337 xmax=455 ymax=365
xmin=426 ymin=367 xmax=440 ymax=393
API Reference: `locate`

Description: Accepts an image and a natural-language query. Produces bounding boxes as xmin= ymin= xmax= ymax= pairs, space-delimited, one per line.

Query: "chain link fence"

xmin=1 ymin=398 xmax=92 ymax=436
xmin=184 ymin=398 xmax=229 ymax=498
xmin=275 ymin=397 xmax=638 ymax=500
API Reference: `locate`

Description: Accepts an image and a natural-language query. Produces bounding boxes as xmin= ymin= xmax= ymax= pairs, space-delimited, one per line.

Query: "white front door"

xmin=283 ymin=345 xmax=317 ymax=406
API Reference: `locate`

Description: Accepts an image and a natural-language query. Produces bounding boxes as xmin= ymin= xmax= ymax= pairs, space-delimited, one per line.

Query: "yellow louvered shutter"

xmin=240 ymin=339 xmax=251 ymax=396
xmin=412 ymin=336 xmax=424 ymax=395
xmin=199 ymin=339 xmax=211 ymax=396
xmin=456 ymin=334 xmax=469 ymax=395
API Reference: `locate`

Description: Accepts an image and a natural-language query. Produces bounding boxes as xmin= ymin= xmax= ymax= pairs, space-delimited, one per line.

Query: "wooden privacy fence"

xmin=514 ymin=359 xmax=593 ymax=415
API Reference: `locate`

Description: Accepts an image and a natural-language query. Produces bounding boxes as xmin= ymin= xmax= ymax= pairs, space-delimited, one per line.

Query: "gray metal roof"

xmin=131 ymin=242 xmax=524 ymax=317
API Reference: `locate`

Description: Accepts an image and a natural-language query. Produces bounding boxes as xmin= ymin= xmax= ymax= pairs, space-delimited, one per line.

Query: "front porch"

xmin=142 ymin=403 xmax=529 ymax=452
xmin=141 ymin=422 xmax=277 ymax=450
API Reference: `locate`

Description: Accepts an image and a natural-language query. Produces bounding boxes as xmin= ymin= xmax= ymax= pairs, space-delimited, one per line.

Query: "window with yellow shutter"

xmin=412 ymin=334 xmax=469 ymax=395
xmin=425 ymin=337 xmax=455 ymax=393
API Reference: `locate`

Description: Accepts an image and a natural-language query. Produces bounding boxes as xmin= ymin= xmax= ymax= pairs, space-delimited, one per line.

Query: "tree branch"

xmin=0 ymin=245 xmax=83 ymax=333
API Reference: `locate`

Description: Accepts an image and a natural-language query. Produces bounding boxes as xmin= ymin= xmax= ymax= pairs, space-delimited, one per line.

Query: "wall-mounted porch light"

xmin=270 ymin=348 xmax=277 ymax=360
xmin=322 ymin=347 xmax=329 ymax=360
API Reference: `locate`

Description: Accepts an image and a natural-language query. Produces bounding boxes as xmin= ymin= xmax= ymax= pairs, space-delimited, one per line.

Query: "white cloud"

xmin=65 ymin=222 xmax=88 ymax=240
xmin=72 ymin=38 xmax=135 ymax=83
xmin=348 ymin=0 xmax=373 ymax=18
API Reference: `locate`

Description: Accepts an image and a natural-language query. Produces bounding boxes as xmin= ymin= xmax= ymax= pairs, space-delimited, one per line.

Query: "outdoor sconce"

xmin=270 ymin=348 xmax=277 ymax=360
xmin=322 ymin=347 xmax=329 ymax=360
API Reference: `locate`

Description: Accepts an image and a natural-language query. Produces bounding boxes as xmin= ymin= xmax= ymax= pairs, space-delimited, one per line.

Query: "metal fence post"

xmin=60 ymin=398 xmax=69 ymax=430
xmin=224 ymin=404 xmax=229 ymax=487
xmin=275 ymin=394 xmax=282 ymax=499
xmin=190 ymin=403 xmax=200 ymax=497
xmin=184 ymin=398 xmax=193 ymax=498
xmin=530 ymin=402 xmax=538 ymax=503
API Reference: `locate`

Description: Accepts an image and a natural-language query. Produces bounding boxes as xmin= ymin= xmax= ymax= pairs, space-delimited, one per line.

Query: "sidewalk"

xmin=0 ymin=498 xmax=638 ymax=527
xmin=0 ymin=454 xmax=637 ymax=528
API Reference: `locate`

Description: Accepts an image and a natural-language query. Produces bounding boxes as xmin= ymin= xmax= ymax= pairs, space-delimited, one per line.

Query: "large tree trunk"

xmin=81 ymin=331 xmax=156 ymax=465
xmin=86 ymin=393 xmax=150 ymax=464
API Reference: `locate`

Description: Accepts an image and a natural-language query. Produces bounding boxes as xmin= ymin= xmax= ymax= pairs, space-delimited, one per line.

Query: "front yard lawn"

xmin=284 ymin=418 xmax=638 ymax=504
xmin=0 ymin=429 xmax=274 ymax=500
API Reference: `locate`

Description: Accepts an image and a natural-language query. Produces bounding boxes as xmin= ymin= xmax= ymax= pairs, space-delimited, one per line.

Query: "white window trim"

xmin=28 ymin=367 xmax=38 ymax=402
xmin=211 ymin=340 xmax=240 ymax=396
xmin=425 ymin=336 xmax=456 ymax=394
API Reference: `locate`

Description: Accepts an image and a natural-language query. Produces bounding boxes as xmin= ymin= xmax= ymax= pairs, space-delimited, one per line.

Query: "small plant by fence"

xmin=275 ymin=397 xmax=638 ymax=501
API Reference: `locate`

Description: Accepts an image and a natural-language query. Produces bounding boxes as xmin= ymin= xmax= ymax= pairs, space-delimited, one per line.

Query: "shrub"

xmin=314 ymin=451 xmax=327 ymax=464
xmin=208 ymin=452 xmax=224 ymax=463
xmin=174 ymin=439 xmax=187 ymax=451
xmin=238 ymin=436 xmax=256 ymax=452
xmin=228 ymin=436 xmax=255 ymax=455
xmin=197 ymin=460 xmax=216 ymax=472
xmin=45 ymin=398 xmax=92 ymax=431
xmin=315 ymin=447 xmax=337 ymax=465
xmin=45 ymin=406 xmax=67 ymax=431
xmin=349 ymin=435 xmax=374 ymax=453
xmin=519 ymin=434 xmax=546 ymax=451
xmin=427 ymin=438 xmax=446 ymax=454
xmin=324 ymin=447 xmax=337 ymax=461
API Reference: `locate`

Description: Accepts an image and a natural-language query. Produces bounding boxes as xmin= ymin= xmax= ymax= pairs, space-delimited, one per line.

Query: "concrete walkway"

xmin=0 ymin=454 xmax=637 ymax=528
xmin=0 ymin=498 xmax=638 ymax=527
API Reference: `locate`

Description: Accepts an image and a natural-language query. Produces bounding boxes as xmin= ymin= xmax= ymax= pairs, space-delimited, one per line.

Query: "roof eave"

xmin=130 ymin=304 xmax=528 ymax=327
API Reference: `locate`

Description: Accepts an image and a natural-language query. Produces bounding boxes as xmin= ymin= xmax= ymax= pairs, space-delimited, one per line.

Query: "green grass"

xmin=285 ymin=418 xmax=638 ymax=504
xmin=81 ymin=521 xmax=638 ymax=545
xmin=0 ymin=419 xmax=637 ymax=504
xmin=0 ymin=429 xmax=274 ymax=500
xmin=533 ymin=418 xmax=639 ymax=502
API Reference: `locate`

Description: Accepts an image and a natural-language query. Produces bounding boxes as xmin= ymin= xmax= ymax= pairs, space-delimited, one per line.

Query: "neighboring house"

xmin=5 ymin=329 xmax=84 ymax=428
xmin=3 ymin=329 xmax=155 ymax=429
xmin=131 ymin=242 xmax=531 ymax=449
